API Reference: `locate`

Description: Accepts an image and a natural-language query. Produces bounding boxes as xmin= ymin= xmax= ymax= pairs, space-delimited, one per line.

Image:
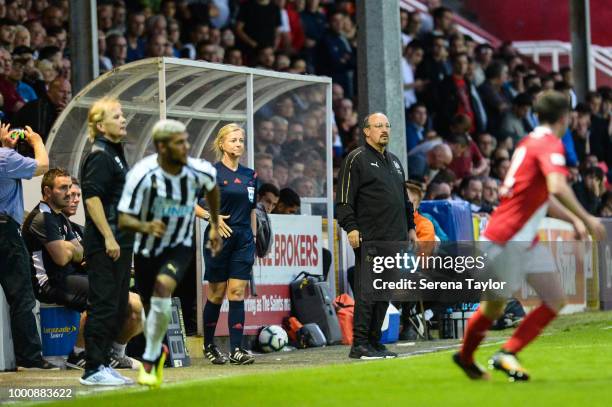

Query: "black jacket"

xmin=80 ymin=136 xmax=134 ymax=256
xmin=12 ymin=96 xmax=58 ymax=143
xmin=336 ymin=143 xmax=415 ymax=242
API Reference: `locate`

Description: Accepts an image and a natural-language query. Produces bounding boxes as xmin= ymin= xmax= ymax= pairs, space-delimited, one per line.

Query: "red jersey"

xmin=483 ymin=126 xmax=569 ymax=243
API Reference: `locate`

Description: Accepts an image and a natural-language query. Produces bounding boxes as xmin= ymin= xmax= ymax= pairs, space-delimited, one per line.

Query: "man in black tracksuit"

xmin=336 ymin=112 xmax=416 ymax=359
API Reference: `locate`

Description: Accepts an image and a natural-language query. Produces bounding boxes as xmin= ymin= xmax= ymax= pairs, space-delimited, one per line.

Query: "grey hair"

xmin=362 ymin=112 xmax=386 ymax=132
xmin=270 ymin=115 xmax=288 ymax=127
xmin=152 ymin=119 xmax=186 ymax=142
xmin=146 ymin=14 xmax=167 ymax=34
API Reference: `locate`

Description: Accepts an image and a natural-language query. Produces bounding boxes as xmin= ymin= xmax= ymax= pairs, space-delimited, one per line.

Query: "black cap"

xmin=12 ymin=46 xmax=34 ymax=57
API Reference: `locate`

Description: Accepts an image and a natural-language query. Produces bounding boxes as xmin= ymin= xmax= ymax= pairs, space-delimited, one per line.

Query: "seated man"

xmin=23 ymin=170 xmax=142 ymax=370
xmin=256 ymin=183 xmax=280 ymax=214
xmin=272 ymin=188 xmax=301 ymax=214
xmin=456 ymin=176 xmax=492 ymax=214
xmin=572 ymin=166 xmax=604 ymax=215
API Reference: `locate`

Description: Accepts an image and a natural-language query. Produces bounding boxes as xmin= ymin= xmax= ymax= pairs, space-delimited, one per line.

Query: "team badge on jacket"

xmin=247 ymin=187 xmax=255 ymax=203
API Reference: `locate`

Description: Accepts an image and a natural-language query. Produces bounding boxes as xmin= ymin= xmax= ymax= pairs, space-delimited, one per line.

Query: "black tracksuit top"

xmin=336 ymin=143 xmax=415 ymax=242
xmin=81 ymin=136 xmax=134 ymax=255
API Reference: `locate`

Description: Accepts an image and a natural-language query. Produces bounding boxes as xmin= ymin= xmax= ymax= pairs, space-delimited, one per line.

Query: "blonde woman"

xmin=14 ymin=25 xmax=31 ymax=48
xmin=35 ymin=59 xmax=57 ymax=86
xmin=198 ymin=123 xmax=257 ymax=365
xmin=79 ymin=97 xmax=133 ymax=386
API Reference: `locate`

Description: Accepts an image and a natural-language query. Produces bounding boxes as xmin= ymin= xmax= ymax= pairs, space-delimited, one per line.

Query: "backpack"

xmin=334 ymin=294 xmax=355 ymax=345
xmin=255 ymin=203 xmax=273 ymax=258
xmin=297 ymin=323 xmax=327 ymax=348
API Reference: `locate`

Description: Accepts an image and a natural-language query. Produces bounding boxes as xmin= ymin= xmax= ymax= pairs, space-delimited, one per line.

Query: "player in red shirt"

xmin=453 ymin=91 xmax=606 ymax=381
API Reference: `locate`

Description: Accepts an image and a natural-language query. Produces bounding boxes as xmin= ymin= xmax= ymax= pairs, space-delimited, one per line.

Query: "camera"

xmin=10 ymin=128 xmax=34 ymax=158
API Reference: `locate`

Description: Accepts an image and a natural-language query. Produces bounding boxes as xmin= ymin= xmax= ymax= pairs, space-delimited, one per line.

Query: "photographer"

xmin=0 ymin=123 xmax=54 ymax=369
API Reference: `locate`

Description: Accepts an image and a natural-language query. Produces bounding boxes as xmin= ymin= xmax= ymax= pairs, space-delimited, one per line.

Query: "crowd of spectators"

xmin=0 ymin=0 xmax=610 ymax=217
xmin=396 ymin=3 xmax=612 ymax=219
xmin=0 ymin=1 xmax=72 ymax=141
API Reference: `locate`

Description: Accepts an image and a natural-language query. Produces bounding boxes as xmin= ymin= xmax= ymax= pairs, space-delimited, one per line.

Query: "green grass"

xmin=50 ymin=312 xmax=612 ymax=407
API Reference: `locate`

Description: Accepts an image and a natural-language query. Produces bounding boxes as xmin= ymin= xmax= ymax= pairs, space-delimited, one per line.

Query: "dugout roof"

xmin=47 ymin=57 xmax=333 ymax=218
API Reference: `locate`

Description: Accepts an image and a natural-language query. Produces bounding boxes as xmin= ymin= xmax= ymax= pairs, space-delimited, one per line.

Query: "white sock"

xmin=142 ymin=297 xmax=172 ymax=362
xmin=112 ymin=342 xmax=127 ymax=358
xmin=73 ymin=346 xmax=85 ymax=354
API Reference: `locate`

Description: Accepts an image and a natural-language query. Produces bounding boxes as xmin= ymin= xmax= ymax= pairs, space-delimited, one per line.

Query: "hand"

xmin=217 ymin=214 xmax=232 ymax=238
xmin=207 ymin=226 xmax=223 ymax=257
xmin=0 ymin=122 xmax=14 ymax=148
xmin=105 ymin=236 xmax=120 ymax=261
xmin=145 ymin=220 xmax=166 ymax=238
xmin=408 ymin=229 xmax=417 ymax=245
xmin=585 ymin=216 xmax=607 ymax=241
xmin=24 ymin=126 xmax=43 ymax=147
xmin=414 ymin=79 xmax=426 ymax=92
xmin=572 ymin=218 xmax=588 ymax=241
xmin=347 ymin=230 xmax=360 ymax=249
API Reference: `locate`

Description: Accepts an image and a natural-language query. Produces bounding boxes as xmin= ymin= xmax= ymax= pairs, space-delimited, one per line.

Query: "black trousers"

xmin=0 ymin=216 xmax=43 ymax=365
xmin=37 ymin=273 xmax=89 ymax=313
xmin=84 ymin=249 xmax=131 ymax=370
xmin=352 ymin=249 xmax=388 ymax=346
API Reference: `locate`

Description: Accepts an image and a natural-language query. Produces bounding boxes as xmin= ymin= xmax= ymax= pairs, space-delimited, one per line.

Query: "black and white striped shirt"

xmin=118 ymin=154 xmax=216 ymax=258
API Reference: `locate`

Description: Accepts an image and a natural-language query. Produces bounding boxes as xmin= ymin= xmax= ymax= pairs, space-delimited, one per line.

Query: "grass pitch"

xmin=29 ymin=311 xmax=612 ymax=406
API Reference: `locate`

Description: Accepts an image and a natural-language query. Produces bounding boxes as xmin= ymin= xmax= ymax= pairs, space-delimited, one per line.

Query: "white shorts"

xmin=479 ymin=236 xmax=558 ymax=296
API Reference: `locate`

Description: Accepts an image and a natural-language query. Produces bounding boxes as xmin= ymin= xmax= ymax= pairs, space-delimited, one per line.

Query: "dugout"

xmin=44 ymin=57 xmax=333 ymax=249
xmin=35 ymin=58 xmax=336 ymax=332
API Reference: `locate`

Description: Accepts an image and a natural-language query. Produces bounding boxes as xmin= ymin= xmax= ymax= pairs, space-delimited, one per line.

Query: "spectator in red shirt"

xmin=447 ymin=115 xmax=488 ymax=180
xmin=284 ymin=0 xmax=305 ymax=52
xmin=437 ymin=52 xmax=486 ymax=135
xmin=0 ymin=47 xmax=24 ymax=114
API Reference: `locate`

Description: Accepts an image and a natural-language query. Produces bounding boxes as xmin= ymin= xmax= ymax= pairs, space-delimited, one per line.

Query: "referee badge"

xmin=247 ymin=186 xmax=255 ymax=203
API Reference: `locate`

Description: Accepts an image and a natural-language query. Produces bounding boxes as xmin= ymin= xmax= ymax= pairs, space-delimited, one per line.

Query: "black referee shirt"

xmin=81 ymin=136 xmax=134 ymax=256
xmin=336 ymin=143 xmax=415 ymax=242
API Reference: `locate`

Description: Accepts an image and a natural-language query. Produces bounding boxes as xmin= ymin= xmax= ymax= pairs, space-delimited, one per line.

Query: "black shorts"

xmin=204 ymin=226 xmax=255 ymax=283
xmin=134 ymin=245 xmax=194 ymax=304
xmin=35 ymin=273 xmax=89 ymax=313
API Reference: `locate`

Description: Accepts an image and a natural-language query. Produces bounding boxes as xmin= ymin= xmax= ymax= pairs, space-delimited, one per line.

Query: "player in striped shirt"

xmin=118 ymin=119 xmax=222 ymax=387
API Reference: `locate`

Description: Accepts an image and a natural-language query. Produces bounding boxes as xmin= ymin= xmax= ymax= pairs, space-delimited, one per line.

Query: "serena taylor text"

xmin=373 ymin=279 xmax=507 ymax=291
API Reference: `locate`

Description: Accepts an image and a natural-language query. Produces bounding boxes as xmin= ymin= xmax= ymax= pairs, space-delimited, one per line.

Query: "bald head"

xmin=363 ymin=112 xmax=388 ymax=128
xmin=48 ymin=77 xmax=72 ymax=110
xmin=363 ymin=112 xmax=391 ymax=152
xmin=428 ymin=143 xmax=452 ymax=169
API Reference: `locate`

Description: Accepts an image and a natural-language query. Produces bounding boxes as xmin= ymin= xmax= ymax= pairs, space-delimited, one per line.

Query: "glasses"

xmin=367 ymin=123 xmax=391 ymax=129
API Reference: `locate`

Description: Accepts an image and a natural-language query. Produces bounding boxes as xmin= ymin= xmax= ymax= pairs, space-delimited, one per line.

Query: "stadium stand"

xmin=0 ymin=0 xmax=607 ymax=206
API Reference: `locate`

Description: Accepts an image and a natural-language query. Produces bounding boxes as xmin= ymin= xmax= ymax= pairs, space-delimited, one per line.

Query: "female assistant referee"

xmin=197 ymin=123 xmax=257 ymax=365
